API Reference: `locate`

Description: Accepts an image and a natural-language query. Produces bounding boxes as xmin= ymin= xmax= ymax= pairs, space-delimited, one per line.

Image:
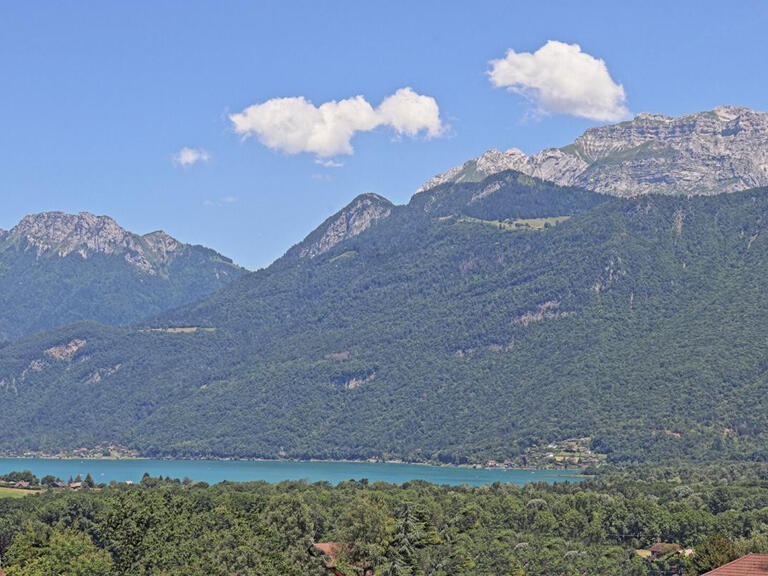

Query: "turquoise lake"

xmin=0 ymin=458 xmax=584 ymax=487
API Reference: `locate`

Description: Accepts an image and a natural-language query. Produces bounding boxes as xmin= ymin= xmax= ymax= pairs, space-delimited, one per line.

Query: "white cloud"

xmin=315 ymin=158 xmax=344 ymax=168
xmin=203 ymin=195 xmax=237 ymax=207
xmin=488 ymin=41 xmax=630 ymax=122
xmin=229 ymin=87 xmax=444 ymax=158
xmin=173 ymin=147 xmax=210 ymax=166
xmin=377 ymin=88 xmax=444 ymax=138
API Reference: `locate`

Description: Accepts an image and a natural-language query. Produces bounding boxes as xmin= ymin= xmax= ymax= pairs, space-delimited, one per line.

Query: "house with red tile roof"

xmin=650 ymin=542 xmax=681 ymax=560
xmin=703 ymin=553 xmax=768 ymax=575
xmin=312 ymin=542 xmax=346 ymax=576
xmin=312 ymin=541 xmax=376 ymax=576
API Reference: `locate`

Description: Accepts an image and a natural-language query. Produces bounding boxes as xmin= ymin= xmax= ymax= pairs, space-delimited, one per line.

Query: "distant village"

xmin=0 ymin=442 xmax=140 ymax=460
xmin=516 ymin=437 xmax=605 ymax=469
xmin=0 ymin=469 xmax=135 ymax=493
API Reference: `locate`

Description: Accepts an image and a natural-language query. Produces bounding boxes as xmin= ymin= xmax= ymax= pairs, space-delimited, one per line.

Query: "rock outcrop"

xmin=294 ymin=193 xmax=394 ymax=259
xmin=3 ymin=212 xmax=201 ymax=275
xmin=418 ymin=106 xmax=768 ymax=197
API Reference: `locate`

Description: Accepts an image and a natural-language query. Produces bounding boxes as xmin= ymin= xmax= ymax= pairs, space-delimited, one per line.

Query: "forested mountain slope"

xmin=0 ymin=212 xmax=243 ymax=340
xmin=2 ymin=175 xmax=768 ymax=465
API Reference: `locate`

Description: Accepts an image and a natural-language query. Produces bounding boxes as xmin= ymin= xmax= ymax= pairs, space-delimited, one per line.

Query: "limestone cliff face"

xmin=418 ymin=106 xmax=768 ymax=197
xmin=295 ymin=193 xmax=394 ymax=259
xmin=3 ymin=212 xmax=201 ymax=275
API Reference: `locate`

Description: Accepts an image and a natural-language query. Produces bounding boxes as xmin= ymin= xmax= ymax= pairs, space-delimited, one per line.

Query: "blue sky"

xmin=1 ymin=1 xmax=766 ymax=269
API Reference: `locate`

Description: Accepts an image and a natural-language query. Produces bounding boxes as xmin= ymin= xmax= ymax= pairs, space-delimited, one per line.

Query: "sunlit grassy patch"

xmin=454 ymin=215 xmax=571 ymax=231
xmin=0 ymin=486 xmax=36 ymax=499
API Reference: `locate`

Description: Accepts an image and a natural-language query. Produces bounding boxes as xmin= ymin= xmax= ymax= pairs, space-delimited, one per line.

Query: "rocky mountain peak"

xmin=418 ymin=106 xmax=768 ymax=197
xmin=2 ymin=212 xmax=188 ymax=274
xmin=416 ymin=149 xmax=528 ymax=193
xmin=142 ymin=230 xmax=182 ymax=255
xmin=712 ymin=105 xmax=752 ymax=121
xmin=9 ymin=212 xmax=131 ymax=257
xmin=296 ymin=193 xmax=394 ymax=259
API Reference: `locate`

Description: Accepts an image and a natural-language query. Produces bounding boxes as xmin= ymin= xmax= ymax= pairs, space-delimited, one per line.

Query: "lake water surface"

xmin=0 ymin=458 xmax=584 ymax=487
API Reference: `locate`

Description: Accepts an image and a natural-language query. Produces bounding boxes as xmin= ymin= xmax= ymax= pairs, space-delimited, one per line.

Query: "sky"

xmin=1 ymin=1 xmax=767 ymax=269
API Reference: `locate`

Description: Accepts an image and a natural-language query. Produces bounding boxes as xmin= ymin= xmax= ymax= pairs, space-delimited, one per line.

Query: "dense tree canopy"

xmin=3 ymin=466 xmax=768 ymax=575
xmin=0 ymin=215 xmax=243 ymax=342
xmin=1 ymin=175 xmax=768 ymax=465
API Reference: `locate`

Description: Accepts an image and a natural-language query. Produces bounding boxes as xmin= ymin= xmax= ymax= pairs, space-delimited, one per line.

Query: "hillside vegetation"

xmin=1 ymin=173 xmax=768 ymax=465
xmin=2 ymin=467 xmax=768 ymax=575
xmin=0 ymin=213 xmax=244 ymax=340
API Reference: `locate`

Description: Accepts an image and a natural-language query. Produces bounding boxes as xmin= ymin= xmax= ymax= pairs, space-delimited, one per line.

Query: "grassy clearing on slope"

xmin=138 ymin=327 xmax=217 ymax=334
xmin=454 ymin=215 xmax=571 ymax=231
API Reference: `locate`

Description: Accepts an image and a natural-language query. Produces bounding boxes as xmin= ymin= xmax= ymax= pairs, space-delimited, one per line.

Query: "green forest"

xmin=0 ymin=231 xmax=242 ymax=341
xmin=4 ymin=465 xmax=768 ymax=575
xmin=2 ymin=173 xmax=768 ymax=465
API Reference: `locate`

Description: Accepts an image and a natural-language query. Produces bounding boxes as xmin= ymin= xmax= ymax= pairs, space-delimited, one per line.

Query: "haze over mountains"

xmin=2 ymin=107 xmax=768 ymax=466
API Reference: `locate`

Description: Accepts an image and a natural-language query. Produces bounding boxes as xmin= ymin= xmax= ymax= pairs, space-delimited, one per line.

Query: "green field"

xmin=0 ymin=486 xmax=36 ymax=498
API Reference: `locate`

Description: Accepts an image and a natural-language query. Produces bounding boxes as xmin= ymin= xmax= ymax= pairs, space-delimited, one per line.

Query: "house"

xmin=54 ymin=481 xmax=68 ymax=489
xmin=69 ymin=481 xmax=82 ymax=490
xmin=13 ymin=481 xmax=30 ymax=489
xmin=703 ymin=553 xmax=768 ymax=575
xmin=312 ymin=542 xmax=376 ymax=576
xmin=312 ymin=542 xmax=346 ymax=576
xmin=650 ymin=542 xmax=681 ymax=560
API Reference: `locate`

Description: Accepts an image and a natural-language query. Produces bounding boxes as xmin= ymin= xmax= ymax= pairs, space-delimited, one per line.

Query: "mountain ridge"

xmin=3 ymin=175 xmax=768 ymax=465
xmin=1 ymin=211 xmax=234 ymax=275
xmin=418 ymin=106 xmax=768 ymax=197
xmin=3 ymin=107 xmax=768 ymax=465
xmin=0 ymin=211 xmax=244 ymax=341
xmin=285 ymin=193 xmax=395 ymax=260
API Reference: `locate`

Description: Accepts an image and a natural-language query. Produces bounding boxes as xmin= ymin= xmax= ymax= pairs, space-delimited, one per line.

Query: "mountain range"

xmin=0 ymin=212 xmax=243 ymax=341
xmin=2 ymin=107 xmax=768 ymax=466
xmin=419 ymin=106 xmax=768 ymax=197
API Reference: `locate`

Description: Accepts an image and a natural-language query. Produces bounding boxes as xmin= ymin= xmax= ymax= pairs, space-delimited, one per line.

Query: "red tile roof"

xmin=313 ymin=542 xmax=347 ymax=576
xmin=313 ymin=542 xmax=341 ymax=561
xmin=704 ymin=554 xmax=768 ymax=575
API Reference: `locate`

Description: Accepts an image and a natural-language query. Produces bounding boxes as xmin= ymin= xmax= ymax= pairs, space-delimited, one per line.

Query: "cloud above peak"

xmin=489 ymin=41 xmax=630 ymax=122
xmin=377 ymin=88 xmax=444 ymax=138
xmin=229 ymin=87 xmax=444 ymax=158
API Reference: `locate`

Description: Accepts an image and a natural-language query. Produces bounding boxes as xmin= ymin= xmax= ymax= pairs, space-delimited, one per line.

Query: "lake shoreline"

xmin=0 ymin=457 xmax=587 ymax=487
xmin=0 ymin=453 xmax=586 ymax=474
